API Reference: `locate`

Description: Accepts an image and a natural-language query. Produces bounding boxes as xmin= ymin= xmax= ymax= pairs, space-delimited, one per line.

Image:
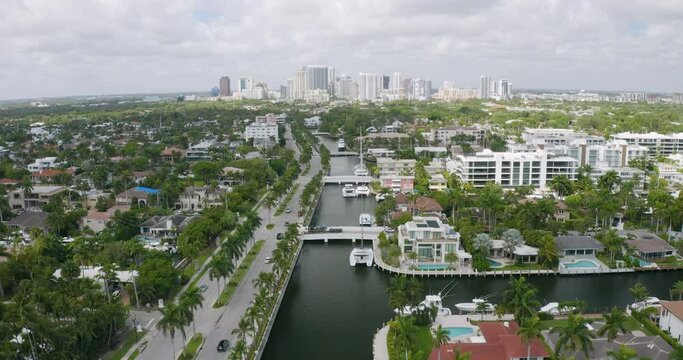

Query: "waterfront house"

xmin=178 ymin=186 xmax=226 ymax=212
xmin=218 ymin=167 xmax=245 ymax=187
xmin=659 ymin=301 xmax=683 ymax=344
xmin=394 ymin=194 xmax=444 ymax=217
xmin=554 ymin=235 xmax=604 ymax=256
xmin=618 ymin=230 xmax=678 ymax=260
xmin=490 ymin=240 xmax=540 ymax=263
xmin=397 ymin=216 xmax=470 ymax=264
xmin=429 ymin=321 xmax=549 ymax=360
xmin=379 ymin=175 xmax=414 ymax=193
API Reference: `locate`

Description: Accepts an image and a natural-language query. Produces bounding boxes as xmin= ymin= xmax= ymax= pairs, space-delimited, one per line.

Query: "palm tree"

xmin=475 ymin=301 xmax=489 ymax=321
xmin=517 ymin=316 xmax=542 ymax=360
xmin=453 ymin=349 xmax=472 ymax=360
xmin=502 ymin=276 xmax=540 ymax=323
xmin=232 ymin=316 xmax=255 ymax=342
xmin=606 ymin=345 xmax=638 ymax=360
xmin=551 ymin=313 xmax=596 ymax=359
xmin=502 ymin=229 xmax=524 ymax=259
xmin=264 ymin=194 xmax=277 ymax=225
xmin=431 ymin=325 xmax=450 ymax=360
xmin=669 ymin=346 xmax=683 ymax=360
xmin=180 ymin=286 xmax=204 ymax=336
xmin=156 ymin=302 xmax=183 ymax=359
xmin=392 ymin=316 xmax=417 ymax=360
xmin=209 ymin=253 xmax=230 ymax=292
xmin=629 ymin=283 xmax=650 ymax=303
xmin=229 ymin=338 xmax=248 ymax=360
xmin=386 ymin=276 xmax=409 ymax=310
xmin=472 ymin=233 xmax=492 ymax=253
xmin=598 ymin=307 xmax=628 ymax=342
xmin=671 ymin=280 xmax=683 ymax=301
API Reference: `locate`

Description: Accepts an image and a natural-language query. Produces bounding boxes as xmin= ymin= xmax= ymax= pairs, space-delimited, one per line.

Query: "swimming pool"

xmin=443 ymin=327 xmax=474 ymax=339
xmin=562 ymin=259 xmax=599 ymax=269
xmin=417 ymin=264 xmax=449 ymax=270
xmin=631 ymin=256 xmax=652 ymax=267
xmin=487 ymin=258 xmax=504 ymax=268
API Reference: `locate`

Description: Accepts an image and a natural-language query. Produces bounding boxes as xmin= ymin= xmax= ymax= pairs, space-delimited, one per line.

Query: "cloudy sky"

xmin=2 ymin=0 xmax=682 ymax=100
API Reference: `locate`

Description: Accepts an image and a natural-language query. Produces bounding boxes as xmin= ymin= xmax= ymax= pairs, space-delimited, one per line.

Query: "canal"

xmin=262 ymin=135 xmax=683 ymax=359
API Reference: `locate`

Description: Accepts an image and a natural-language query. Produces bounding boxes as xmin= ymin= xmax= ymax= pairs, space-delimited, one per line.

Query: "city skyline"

xmin=2 ymin=1 xmax=683 ymax=100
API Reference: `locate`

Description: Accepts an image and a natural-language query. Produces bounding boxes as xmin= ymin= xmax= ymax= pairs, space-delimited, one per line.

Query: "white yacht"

xmin=342 ymin=184 xmax=356 ymax=198
xmin=454 ymin=298 xmax=496 ymax=313
xmin=359 ymin=213 xmax=374 ymax=226
xmin=349 ymin=247 xmax=374 ymax=267
xmin=356 ymin=185 xmax=370 ymax=196
xmin=375 ymin=193 xmax=386 ymax=202
xmin=627 ymin=297 xmax=660 ymax=312
xmin=540 ymin=302 xmax=576 ymax=315
xmin=396 ymin=294 xmax=452 ymax=317
xmin=337 ymin=138 xmax=346 ymax=151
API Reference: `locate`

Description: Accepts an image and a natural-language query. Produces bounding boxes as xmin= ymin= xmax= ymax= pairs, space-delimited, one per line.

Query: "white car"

xmin=265 ymin=257 xmax=272 ymax=264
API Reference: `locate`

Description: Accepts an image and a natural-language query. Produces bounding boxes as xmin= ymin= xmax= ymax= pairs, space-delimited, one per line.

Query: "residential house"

xmin=115 ymin=187 xmax=160 ymax=207
xmin=554 ymin=201 xmax=570 ymax=222
xmin=429 ymin=125 xmax=487 ymax=145
xmin=30 ymin=168 xmax=74 ymax=184
xmin=218 ymin=167 xmax=244 ymax=187
xmin=160 ymin=147 xmax=186 ymax=163
xmin=395 ymin=194 xmax=444 ymax=217
xmin=132 ymin=171 xmax=152 ymax=184
xmin=659 ymin=301 xmax=683 ymax=344
xmin=430 ymin=322 xmax=549 ymax=360
xmin=619 ymin=230 xmax=678 ymax=260
xmin=178 ymin=186 xmax=225 ymax=212
xmin=186 ymin=140 xmax=216 ymax=161
xmin=490 ymin=240 xmax=540 ymax=263
xmin=82 ymin=206 xmax=127 ymax=233
xmin=428 ymin=174 xmax=447 ymax=191
xmin=554 ymin=235 xmax=605 ymax=256
xmin=7 ymin=211 xmax=50 ymax=233
xmin=82 ymin=189 xmax=110 ymax=209
xmin=397 ymin=216 xmax=471 ymax=263
xmin=380 ymin=175 xmax=414 ymax=193
xmin=9 ymin=185 xmax=67 ymax=210
xmin=27 ymin=156 xmax=62 ymax=172
xmin=139 ymin=214 xmax=198 ymax=240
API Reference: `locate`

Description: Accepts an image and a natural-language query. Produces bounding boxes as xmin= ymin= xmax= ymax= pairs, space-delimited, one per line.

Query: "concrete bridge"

xmin=323 ymin=175 xmax=374 ymax=184
xmin=300 ymin=226 xmax=386 ymax=242
xmin=330 ymin=151 xmax=359 ymax=157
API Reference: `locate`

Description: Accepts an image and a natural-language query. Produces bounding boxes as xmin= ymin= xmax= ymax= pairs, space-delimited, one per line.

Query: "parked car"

xmin=198 ymin=284 xmax=209 ymax=293
xmin=217 ymin=339 xmax=230 ymax=352
xmin=265 ymin=256 xmax=272 ymax=264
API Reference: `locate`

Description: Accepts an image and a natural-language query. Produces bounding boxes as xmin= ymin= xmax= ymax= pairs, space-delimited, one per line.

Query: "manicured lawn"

xmin=178 ymin=333 xmax=203 ymax=360
xmin=499 ymin=263 xmax=547 ymax=271
xmin=213 ymin=240 xmax=265 ymax=308
xmin=387 ymin=325 xmax=433 ymax=360
xmin=540 ymin=316 xmax=652 ymax=335
xmin=539 ymin=319 xmax=570 ymax=330
xmin=102 ymin=329 xmax=147 ymax=360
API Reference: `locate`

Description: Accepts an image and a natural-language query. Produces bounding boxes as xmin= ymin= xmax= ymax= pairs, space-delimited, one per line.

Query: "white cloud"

xmin=1 ymin=0 xmax=682 ymax=99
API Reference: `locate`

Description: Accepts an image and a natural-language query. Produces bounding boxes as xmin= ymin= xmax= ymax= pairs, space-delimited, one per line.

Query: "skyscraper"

xmin=479 ymin=75 xmax=490 ymax=99
xmin=499 ymin=79 xmax=510 ymax=99
xmin=336 ymin=75 xmax=353 ymax=99
xmin=382 ymin=75 xmax=390 ymax=90
xmin=219 ymin=76 xmax=231 ymax=97
xmin=239 ymin=78 xmax=253 ymax=92
xmin=358 ymin=73 xmax=379 ymax=101
xmin=293 ymin=69 xmax=306 ymax=100
xmin=304 ymin=65 xmax=329 ymax=91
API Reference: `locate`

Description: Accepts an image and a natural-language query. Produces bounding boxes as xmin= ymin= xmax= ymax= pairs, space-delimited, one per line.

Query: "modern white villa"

xmin=397 ymin=216 xmax=471 ymax=264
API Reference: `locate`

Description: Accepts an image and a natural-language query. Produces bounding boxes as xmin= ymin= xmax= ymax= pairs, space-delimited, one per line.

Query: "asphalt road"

xmin=135 ymin=125 xmax=321 ymax=360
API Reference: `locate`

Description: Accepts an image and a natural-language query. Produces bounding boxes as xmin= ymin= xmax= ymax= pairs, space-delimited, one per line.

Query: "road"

xmin=134 ymin=125 xmax=322 ymax=360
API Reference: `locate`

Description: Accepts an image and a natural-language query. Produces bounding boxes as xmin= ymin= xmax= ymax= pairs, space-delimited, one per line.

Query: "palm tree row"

xmin=229 ymin=224 xmax=301 ymax=360
xmin=155 ymin=285 xmax=205 ymax=359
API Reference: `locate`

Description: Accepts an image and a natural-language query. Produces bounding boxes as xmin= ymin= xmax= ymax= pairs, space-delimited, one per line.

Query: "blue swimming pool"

xmin=631 ymin=256 xmax=652 ymax=267
xmin=417 ymin=264 xmax=449 ymax=270
xmin=443 ymin=327 xmax=474 ymax=339
xmin=562 ymin=260 xmax=599 ymax=269
xmin=487 ymin=258 xmax=504 ymax=268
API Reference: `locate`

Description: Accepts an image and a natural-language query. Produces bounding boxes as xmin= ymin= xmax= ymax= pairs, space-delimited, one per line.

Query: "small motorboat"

xmin=356 ymin=185 xmax=370 ymax=196
xmin=342 ymin=184 xmax=356 ymax=198
xmin=540 ymin=302 xmax=576 ymax=315
xmin=359 ymin=213 xmax=374 ymax=226
xmin=337 ymin=138 xmax=346 ymax=151
xmin=454 ymin=298 xmax=495 ymax=313
xmin=628 ymin=297 xmax=660 ymax=311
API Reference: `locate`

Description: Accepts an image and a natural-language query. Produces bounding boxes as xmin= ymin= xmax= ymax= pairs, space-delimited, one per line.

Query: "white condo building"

xmin=448 ymin=149 xmax=578 ymax=189
xmin=611 ymin=132 xmax=683 ymax=156
xmin=244 ymin=114 xmax=279 ymax=146
xmin=358 ymin=73 xmax=380 ymax=101
xmin=398 ymin=216 xmax=471 ymax=264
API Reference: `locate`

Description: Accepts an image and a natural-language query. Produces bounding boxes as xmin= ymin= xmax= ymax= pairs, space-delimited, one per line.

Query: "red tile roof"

xmin=0 ymin=178 xmax=19 ymax=185
xmin=32 ymin=169 xmax=70 ymax=177
xmin=429 ymin=322 xmax=549 ymax=360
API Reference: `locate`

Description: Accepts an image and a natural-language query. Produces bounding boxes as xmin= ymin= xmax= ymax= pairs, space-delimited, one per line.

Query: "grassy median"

xmin=178 ymin=333 xmax=204 ymax=360
xmin=213 ymin=240 xmax=266 ymax=308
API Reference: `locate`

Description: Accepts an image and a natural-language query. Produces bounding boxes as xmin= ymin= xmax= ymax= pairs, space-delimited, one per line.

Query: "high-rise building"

xmin=382 ymin=75 xmax=390 ymax=90
xmin=327 ymin=67 xmax=336 ymax=95
xmin=304 ymin=65 xmax=329 ymax=91
xmin=336 ymin=75 xmax=353 ymax=99
xmin=219 ymin=76 xmax=231 ymax=97
xmin=499 ymin=79 xmax=510 ymax=99
xmin=279 ymin=85 xmax=288 ymax=100
xmin=479 ymin=75 xmax=490 ymax=99
xmin=359 ymin=73 xmax=379 ymax=101
xmin=293 ymin=69 xmax=306 ymax=100
xmin=239 ymin=78 xmax=253 ymax=92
